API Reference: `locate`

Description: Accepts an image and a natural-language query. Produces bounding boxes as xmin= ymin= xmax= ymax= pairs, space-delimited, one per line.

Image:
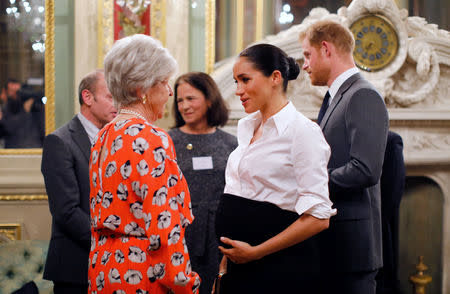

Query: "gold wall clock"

xmin=350 ymin=14 xmax=399 ymax=72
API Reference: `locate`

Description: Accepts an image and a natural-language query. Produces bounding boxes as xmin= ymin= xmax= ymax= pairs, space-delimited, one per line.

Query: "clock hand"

xmin=365 ymin=41 xmax=374 ymax=51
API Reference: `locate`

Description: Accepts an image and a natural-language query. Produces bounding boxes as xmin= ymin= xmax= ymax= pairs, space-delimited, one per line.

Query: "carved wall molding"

xmin=0 ymin=155 xmax=45 ymax=196
xmin=397 ymin=128 xmax=450 ymax=165
xmin=0 ymin=202 xmax=51 ymax=240
xmin=0 ymin=195 xmax=47 ymax=201
xmin=407 ymin=133 xmax=450 ymax=152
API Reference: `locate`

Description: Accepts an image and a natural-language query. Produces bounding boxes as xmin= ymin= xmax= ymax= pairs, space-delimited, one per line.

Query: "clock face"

xmin=350 ymin=15 xmax=399 ymax=72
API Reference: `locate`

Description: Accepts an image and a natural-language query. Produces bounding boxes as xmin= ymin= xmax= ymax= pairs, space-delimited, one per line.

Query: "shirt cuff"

xmin=294 ymin=195 xmax=337 ymax=219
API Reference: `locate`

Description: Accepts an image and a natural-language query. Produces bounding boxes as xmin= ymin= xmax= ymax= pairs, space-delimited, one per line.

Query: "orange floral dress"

xmin=88 ymin=118 xmax=200 ymax=293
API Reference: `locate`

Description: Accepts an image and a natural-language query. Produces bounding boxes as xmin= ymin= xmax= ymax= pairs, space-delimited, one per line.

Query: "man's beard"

xmin=310 ymin=67 xmax=329 ymax=86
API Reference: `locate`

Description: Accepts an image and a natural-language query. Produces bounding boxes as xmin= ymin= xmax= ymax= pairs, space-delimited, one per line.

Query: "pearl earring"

xmin=142 ymin=95 xmax=147 ymax=104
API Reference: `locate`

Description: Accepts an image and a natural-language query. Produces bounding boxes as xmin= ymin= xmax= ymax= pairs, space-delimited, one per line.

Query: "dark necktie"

xmin=317 ymin=91 xmax=330 ymax=124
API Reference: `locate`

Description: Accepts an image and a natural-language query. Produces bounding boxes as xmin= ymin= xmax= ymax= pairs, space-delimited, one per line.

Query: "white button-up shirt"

xmin=224 ymin=102 xmax=336 ymax=219
xmin=328 ymin=67 xmax=359 ymax=105
xmin=77 ymin=112 xmax=100 ymax=145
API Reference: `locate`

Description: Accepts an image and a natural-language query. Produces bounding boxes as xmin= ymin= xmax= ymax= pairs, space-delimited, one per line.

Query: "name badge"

xmin=192 ymin=156 xmax=213 ymax=170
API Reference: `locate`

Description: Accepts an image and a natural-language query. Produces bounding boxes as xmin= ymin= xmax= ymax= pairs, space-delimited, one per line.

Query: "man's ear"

xmin=321 ymin=41 xmax=332 ymax=58
xmin=81 ymin=89 xmax=94 ymax=106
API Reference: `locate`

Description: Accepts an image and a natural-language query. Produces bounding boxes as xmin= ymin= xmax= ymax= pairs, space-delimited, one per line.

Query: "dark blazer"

xmin=319 ymin=73 xmax=389 ymax=272
xmin=376 ymin=131 xmax=405 ymax=293
xmin=41 ymin=115 xmax=91 ymax=284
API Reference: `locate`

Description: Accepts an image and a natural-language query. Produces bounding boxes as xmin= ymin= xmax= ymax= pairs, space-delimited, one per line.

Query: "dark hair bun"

xmin=239 ymin=43 xmax=298 ymax=92
xmin=287 ymin=57 xmax=300 ymax=80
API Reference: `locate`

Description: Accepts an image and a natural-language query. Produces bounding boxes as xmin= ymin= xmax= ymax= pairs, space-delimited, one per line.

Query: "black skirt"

xmin=215 ymin=194 xmax=321 ymax=294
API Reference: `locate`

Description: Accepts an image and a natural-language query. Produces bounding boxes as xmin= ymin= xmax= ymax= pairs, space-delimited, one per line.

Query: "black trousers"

xmin=53 ymin=282 xmax=87 ymax=294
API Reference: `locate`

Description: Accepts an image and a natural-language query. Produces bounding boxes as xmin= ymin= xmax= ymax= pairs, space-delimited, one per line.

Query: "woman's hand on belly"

xmin=218 ymin=237 xmax=263 ymax=264
xmin=219 ymin=214 xmax=329 ymax=265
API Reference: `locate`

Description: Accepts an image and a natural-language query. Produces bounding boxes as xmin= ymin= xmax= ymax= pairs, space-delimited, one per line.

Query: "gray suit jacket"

xmin=41 ymin=116 xmax=91 ymax=284
xmin=319 ymin=73 xmax=389 ymax=272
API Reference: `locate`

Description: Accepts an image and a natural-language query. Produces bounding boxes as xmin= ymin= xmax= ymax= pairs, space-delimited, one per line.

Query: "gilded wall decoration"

xmin=0 ymin=223 xmax=21 ymax=242
xmin=205 ymin=0 xmax=215 ymax=73
xmin=0 ymin=195 xmax=47 ymax=201
xmin=45 ymin=0 xmax=55 ymax=136
xmin=114 ymin=0 xmax=151 ymax=39
xmin=98 ymin=0 xmax=166 ymax=66
xmin=150 ymin=0 xmax=166 ymax=46
xmin=97 ymin=0 xmax=114 ymax=68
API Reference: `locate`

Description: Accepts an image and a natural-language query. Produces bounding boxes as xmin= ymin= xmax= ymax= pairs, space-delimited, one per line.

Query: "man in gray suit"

xmin=41 ymin=69 xmax=116 ymax=293
xmin=300 ymin=20 xmax=389 ymax=294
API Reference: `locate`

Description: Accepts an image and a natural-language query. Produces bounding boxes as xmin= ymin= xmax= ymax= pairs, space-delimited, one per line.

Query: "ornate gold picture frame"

xmin=0 ymin=0 xmax=55 ymax=155
xmin=97 ymin=0 xmax=167 ymax=69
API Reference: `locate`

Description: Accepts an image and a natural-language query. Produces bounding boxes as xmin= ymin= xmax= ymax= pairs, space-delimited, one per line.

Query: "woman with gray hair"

xmin=88 ymin=34 xmax=200 ymax=293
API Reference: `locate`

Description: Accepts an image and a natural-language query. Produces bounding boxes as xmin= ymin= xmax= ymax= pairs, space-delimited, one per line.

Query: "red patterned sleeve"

xmin=137 ymin=126 xmax=200 ymax=293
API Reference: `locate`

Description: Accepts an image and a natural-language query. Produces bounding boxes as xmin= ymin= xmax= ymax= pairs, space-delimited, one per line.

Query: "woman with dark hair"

xmin=168 ymin=72 xmax=237 ymax=294
xmin=214 ymin=44 xmax=336 ymax=293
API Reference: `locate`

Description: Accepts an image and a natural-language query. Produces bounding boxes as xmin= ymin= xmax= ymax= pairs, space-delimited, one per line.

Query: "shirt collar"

xmin=328 ymin=67 xmax=359 ymax=103
xmin=77 ymin=112 xmax=100 ymax=145
xmin=237 ymin=111 xmax=261 ymax=146
xmin=237 ymin=101 xmax=296 ymax=145
xmin=270 ymin=101 xmax=296 ymax=135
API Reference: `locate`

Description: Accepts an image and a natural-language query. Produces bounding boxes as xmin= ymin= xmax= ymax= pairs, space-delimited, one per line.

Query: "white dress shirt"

xmin=77 ymin=113 xmax=100 ymax=145
xmin=224 ymin=102 xmax=336 ymax=219
xmin=328 ymin=67 xmax=359 ymax=104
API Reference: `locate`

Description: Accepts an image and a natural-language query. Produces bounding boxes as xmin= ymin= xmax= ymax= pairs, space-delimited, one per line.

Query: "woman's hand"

xmin=218 ymin=215 xmax=329 ymax=266
xmin=218 ymin=237 xmax=262 ymax=264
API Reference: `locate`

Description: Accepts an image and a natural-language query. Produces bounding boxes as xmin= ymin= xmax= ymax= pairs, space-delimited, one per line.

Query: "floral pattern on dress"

xmin=88 ymin=118 xmax=200 ymax=293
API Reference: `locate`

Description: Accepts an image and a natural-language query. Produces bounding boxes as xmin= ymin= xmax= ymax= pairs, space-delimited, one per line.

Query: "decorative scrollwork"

xmin=406 ymin=132 xmax=450 ymax=153
xmin=387 ymin=39 xmax=440 ymax=106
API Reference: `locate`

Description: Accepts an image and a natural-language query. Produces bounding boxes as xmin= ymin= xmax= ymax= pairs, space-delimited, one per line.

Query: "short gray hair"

xmin=104 ymin=34 xmax=178 ymax=107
